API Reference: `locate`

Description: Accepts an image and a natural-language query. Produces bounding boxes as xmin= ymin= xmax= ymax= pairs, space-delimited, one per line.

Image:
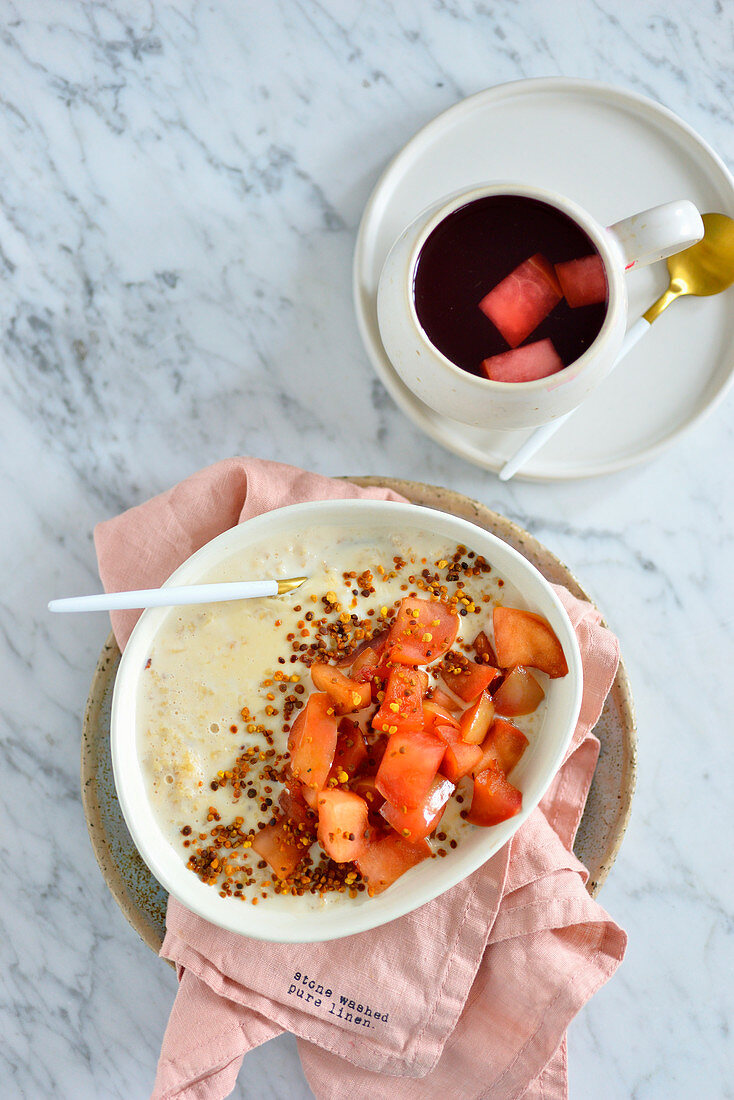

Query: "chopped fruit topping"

xmin=459 ymin=691 xmax=496 ymax=744
xmin=250 ymin=819 xmax=305 ymax=880
xmin=327 ymin=719 xmax=369 ymax=780
xmin=555 ymin=255 xmax=607 ymax=308
xmin=478 ymin=253 xmax=562 ymax=347
xmin=492 ymin=666 xmax=545 ymax=716
xmin=422 ymin=697 xmax=461 ymax=734
xmin=472 ymin=630 xmax=498 ymax=666
xmin=310 ymin=662 xmax=371 ymax=713
xmin=375 ymin=729 xmax=446 ymax=809
xmin=429 ymin=686 xmax=461 ymax=711
xmin=467 ymin=761 xmax=523 ymax=827
xmin=473 ymin=718 xmax=529 ymax=778
xmin=440 ymin=650 xmax=500 ymax=701
xmin=440 ymin=740 xmax=484 ymax=784
xmin=372 ymin=666 xmax=426 ymax=736
xmin=388 ymin=597 xmax=459 ymax=665
xmin=316 ymin=789 xmax=371 ymax=863
xmin=355 ymin=833 xmax=432 ymax=895
xmin=493 ymin=607 xmax=568 ymax=678
xmin=481 ymin=338 xmax=563 ymax=384
xmin=289 ymin=692 xmax=338 ymax=789
xmin=380 ymin=775 xmax=455 ymax=842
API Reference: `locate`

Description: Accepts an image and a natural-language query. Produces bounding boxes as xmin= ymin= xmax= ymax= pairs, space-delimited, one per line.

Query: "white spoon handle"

xmin=48 ymin=579 xmax=281 ymax=613
xmin=498 ymin=316 xmax=652 ymax=482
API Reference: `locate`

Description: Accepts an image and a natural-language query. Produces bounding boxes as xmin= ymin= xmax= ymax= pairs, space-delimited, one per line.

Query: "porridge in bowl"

xmin=137 ymin=522 xmax=569 ymax=911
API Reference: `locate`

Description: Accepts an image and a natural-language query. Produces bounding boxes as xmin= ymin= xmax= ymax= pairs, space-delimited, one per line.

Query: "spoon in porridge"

xmin=48 ymin=576 xmax=307 ymax=613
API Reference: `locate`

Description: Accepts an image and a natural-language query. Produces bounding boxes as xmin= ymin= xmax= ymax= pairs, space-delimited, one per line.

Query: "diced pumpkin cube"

xmin=481 ymin=338 xmax=563 ymax=383
xmin=375 ymin=729 xmax=446 ymax=809
xmin=467 ymin=761 xmax=523 ymax=827
xmin=251 ymin=819 xmax=305 ymax=880
xmin=388 ymin=597 xmax=459 ymax=666
xmin=459 ymin=691 xmax=495 ymax=744
xmin=288 ymin=692 xmax=338 ymax=789
xmin=473 ymin=718 xmax=529 ymax=778
xmin=555 ymin=254 xmax=607 ymax=308
xmin=492 ymin=666 xmax=545 ymax=716
xmin=317 ymin=789 xmax=371 ymax=863
xmin=355 ymin=833 xmax=431 ymax=895
xmin=478 ymin=253 xmax=562 ymax=347
xmin=380 ymin=775 xmax=455 ymax=841
xmin=310 ymin=662 xmax=371 ymax=713
xmin=493 ymin=606 xmax=569 ymax=678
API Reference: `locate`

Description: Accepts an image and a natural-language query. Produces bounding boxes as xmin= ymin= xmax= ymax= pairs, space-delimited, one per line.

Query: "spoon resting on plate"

xmin=499 ymin=212 xmax=734 ymax=481
xmin=48 ymin=576 xmax=308 ymax=613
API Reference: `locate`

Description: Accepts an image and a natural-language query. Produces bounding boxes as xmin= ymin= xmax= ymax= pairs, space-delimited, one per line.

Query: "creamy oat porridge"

xmin=136 ymin=524 xmax=568 ymax=906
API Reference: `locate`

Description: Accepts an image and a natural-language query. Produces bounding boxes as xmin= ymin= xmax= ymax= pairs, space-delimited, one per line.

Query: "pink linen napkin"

xmin=94 ymin=457 xmax=627 ymax=1100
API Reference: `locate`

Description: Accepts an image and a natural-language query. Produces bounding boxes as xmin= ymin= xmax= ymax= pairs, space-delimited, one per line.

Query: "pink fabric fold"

xmin=94 ymin=457 xmax=627 ymax=1100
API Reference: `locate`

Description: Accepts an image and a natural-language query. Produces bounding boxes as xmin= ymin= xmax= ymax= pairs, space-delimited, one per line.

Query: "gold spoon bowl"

xmin=644 ymin=212 xmax=734 ymax=322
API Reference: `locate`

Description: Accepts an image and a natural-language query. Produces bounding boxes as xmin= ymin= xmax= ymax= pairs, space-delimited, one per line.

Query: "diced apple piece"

xmin=459 ymin=691 xmax=495 ymax=744
xmin=388 ymin=597 xmax=459 ymax=665
xmin=440 ymin=651 xmax=500 ymax=702
xmin=493 ymin=666 xmax=545 ymax=716
xmin=481 ymin=338 xmax=563 ymax=384
xmin=310 ymin=662 xmax=371 ymax=713
xmin=555 ymin=255 xmax=607 ymax=308
xmin=473 ymin=718 xmax=529 ymax=778
xmin=478 ymin=253 xmax=562 ymax=347
xmin=251 ymin=819 xmax=305 ymax=880
xmin=441 ymin=740 xmax=484 ymax=783
xmin=289 ymin=692 xmax=338 ymax=789
xmin=433 ymin=722 xmax=461 ymax=746
xmin=380 ymin=776 xmax=455 ymax=842
xmin=493 ymin=606 xmax=569 ymax=678
xmin=422 ymin=697 xmax=461 ymax=734
xmin=363 ymin=733 xmax=389 ymax=775
xmin=316 ymin=789 xmax=370 ymax=863
xmin=278 ymin=784 xmax=316 ymax=831
xmin=467 ymin=761 xmax=523 ymax=827
xmin=336 ymin=629 xmax=388 ymax=670
xmin=472 ymin=630 xmax=498 ymax=667
xmin=327 ymin=718 xmax=368 ymax=781
xmin=375 ymin=729 xmax=446 ymax=809
xmin=352 ymin=774 xmax=386 ymax=819
xmin=355 ymin=833 xmax=431 ymax=895
xmin=372 ymin=666 xmax=425 ymax=736
xmin=429 ymin=686 xmax=461 ymax=712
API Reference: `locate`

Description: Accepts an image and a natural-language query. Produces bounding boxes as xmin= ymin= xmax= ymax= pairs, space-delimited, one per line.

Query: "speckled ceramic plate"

xmin=81 ymin=479 xmax=637 ymax=956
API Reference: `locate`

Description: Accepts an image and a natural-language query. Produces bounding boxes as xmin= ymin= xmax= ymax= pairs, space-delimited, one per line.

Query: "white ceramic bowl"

xmin=111 ymin=499 xmax=582 ymax=942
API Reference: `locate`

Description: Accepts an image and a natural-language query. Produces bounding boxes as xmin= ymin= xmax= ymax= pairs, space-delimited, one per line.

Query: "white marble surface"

xmin=1 ymin=2 xmax=733 ymax=1097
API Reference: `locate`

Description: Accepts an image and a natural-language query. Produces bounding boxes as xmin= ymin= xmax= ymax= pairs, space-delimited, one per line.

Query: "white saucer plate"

xmin=353 ymin=78 xmax=734 ymax=480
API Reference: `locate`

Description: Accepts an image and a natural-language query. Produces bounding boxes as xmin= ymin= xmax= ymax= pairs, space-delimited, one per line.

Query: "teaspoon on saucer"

xmin=499 ymin=212 xmax=734 ymax=481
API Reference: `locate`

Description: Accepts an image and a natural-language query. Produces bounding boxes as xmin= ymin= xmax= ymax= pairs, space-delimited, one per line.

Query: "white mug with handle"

xmin=376 ymin=183 xmax=702 ymax=431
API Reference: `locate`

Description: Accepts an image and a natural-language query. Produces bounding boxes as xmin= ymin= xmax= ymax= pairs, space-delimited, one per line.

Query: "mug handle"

xmin=607 ymin=200 xmax=703 ymax=271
